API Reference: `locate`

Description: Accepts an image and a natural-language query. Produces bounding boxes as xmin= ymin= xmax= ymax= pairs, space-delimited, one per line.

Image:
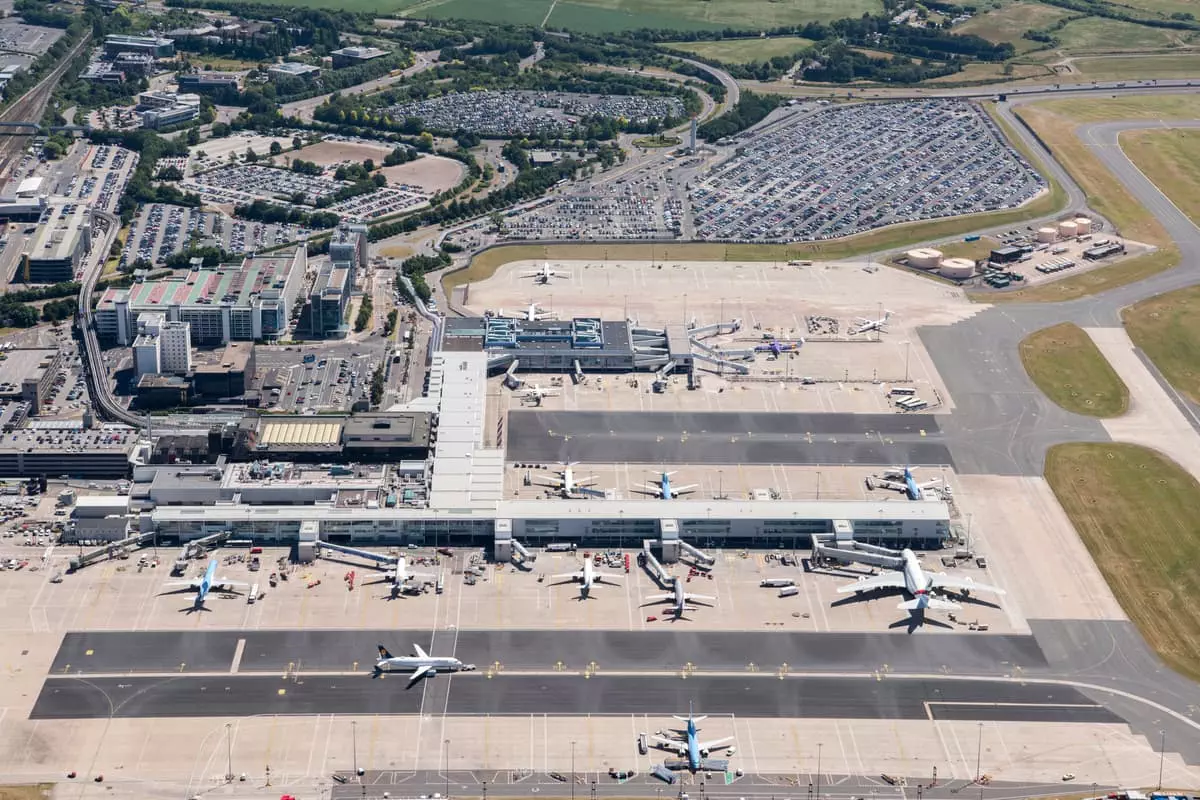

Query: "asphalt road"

xmin=49 ymin=630 xmax=1047 ymax=676
xmin=506 ymin=412 xmax=953 ymax=467
xmin=30 ymin=673 xmax=1113 ymax=723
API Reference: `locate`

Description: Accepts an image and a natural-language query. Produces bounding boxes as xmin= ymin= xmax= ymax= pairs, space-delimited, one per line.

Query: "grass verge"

xmin=1045 ymin=442 xmax=1200 ymax=683
xmin=1122 ymin=284 xmax=1200 ymax=405
xmin=0 ymin=785 xmax=53 ymax=800
xmin=1119 ymin=128 xmax=1200 ymax=228
xmin=1018 ymin=322 xmax=1129 ymax=416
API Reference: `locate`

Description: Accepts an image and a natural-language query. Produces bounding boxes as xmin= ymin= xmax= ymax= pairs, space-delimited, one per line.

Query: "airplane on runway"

xmin=521 ymin=263 xmax=570 ymax=284
xmin=499 ymin=302 xmax=556 ymax=321
xmin=652 ymin=701 xmax=734 ymax=771
xmin=374 ymin=643 xmax=475 ymax=684
xmin=551 ymin=558 xmax=622 ymax=598
xmin=644 ymin=580 xmax=715 ymax=619
xmin=837 ymin=548 xmax=1006 ymax=612
xmin=850 ymin=310 xmax=892 ymax=336
xmin=640 ymin=471 xmax=697 ymax=499
xmin=535 ymin=463 xmax=605 ymax=498
xmin=161 ymin=558 xmax=249 ymax=610
xmin=872 ymin=466 xmax=942 ymax=501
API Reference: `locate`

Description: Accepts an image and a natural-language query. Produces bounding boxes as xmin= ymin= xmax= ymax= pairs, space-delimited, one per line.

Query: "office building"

xmin=23 ymin=204 xmax=90 ymax=283
xmin=104 ymin=35 xmax=175 ymax=58
xmin=0 ymin=348 xmax=62 ymax=414
xmin=137 ymin=91 xmax=200 ymax=129
xmin=308 ymin=261 xmax=351 ymax=337
xmin=267 ymin=62 xmax=320 ymax=80
xmin=177 ymin=72 xmax=239 ymax=93
xmin=192 ymin=342 xmax=255 ymax=399
xmin=96 ymin=248 xmax=307 ymax=345
xmin=329 ymin=223 xmax=368 ymax=273
xmin=132 ymin=313 xmax=193 ymax=377
xmin=113 ymin=52 xmax=155 ymax=76
xmin=330 ymin=46 xmax=387 ymax=69
xmin=80 ymin=61 xmax=127 ymax=83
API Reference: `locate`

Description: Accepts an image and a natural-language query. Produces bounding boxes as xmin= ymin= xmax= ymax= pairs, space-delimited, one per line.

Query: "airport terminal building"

xmin=135 ymin=351 xmax=951 ymax=552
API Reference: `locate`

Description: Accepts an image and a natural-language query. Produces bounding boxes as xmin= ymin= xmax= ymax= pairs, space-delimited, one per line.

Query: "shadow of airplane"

xmin=889 ymin=609 xmax=954 ymax=634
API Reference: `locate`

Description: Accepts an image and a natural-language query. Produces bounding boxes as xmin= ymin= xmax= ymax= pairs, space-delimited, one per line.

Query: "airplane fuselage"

xmin=376 ymin=655 xmax=467 ymax=674
xmin=903 ymin=469 xmax=923 ymax=500
xmin=685 ymin=718 xmax=701 ymax=770
xmin=901 ymin=549 xmax=932 ymax=599
xmin=195 ymin=560 xmax=218 ymax=607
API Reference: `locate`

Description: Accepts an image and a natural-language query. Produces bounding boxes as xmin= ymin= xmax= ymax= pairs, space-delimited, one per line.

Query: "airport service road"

xmin=48 ymin=630 xmax=1048 ymax=676
xmin=506 ymin=412 xmax=954 ymax=466
xmin=29 ymin=673 xmax=1116 ymax=723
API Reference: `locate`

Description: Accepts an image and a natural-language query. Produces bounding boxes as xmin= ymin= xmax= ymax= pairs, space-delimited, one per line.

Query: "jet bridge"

xmin=315 ymin=539 xmax=398 ymax=568
xmin=493 ymin=519 xmax=535 ymax=565
xmin=688 ymin=318 xmax=742 ymax=338
xmin=678 ymin=539 xmax=715 ymax=568
xmin=640 ymin=539 xmax=674 ymax=588
xmin=69 ymin=531 xmax=157 ymax=572
xmin=690 ymin=351 xmax=750 ymax=374
xmin=811 ymin=523 xmax=904 ymax=570
xmin=502 ymin=359 xmax=522 ymax=390
xmin=172 ymin=530 xmax=232 ymax=575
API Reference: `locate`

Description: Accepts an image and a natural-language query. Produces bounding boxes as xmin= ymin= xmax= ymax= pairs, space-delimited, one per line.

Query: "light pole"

xmin=352 ymin=721 xmax=358 ymax=780
xmin=816 ymin=471 xmax=821 ymax=500
xmin=224 ymin=724 xmax=232 ymax=782
xmin=904 ymin=340 xmax=912 ymax=383
xmin=570 ymin=740 xmax=577 ymax=800
xmin=1158 ymin=730 xmax=1165 ymax=790
xmin=816 ymin=742 xmax=822 ymax=800
xmin=443 ymin=738 xmax=450 ymax=800
xmin=975 ymin=722 xmax=982 ymax=781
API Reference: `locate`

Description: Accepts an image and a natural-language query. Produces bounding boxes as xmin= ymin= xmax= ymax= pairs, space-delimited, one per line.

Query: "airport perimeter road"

xmin=30 ymin=673 xmax=1115 ymax=723
xmin=506 ymin=411 xmax=954 ymax=466
xmin=49 ymin=629 xmax=1048 ymax=676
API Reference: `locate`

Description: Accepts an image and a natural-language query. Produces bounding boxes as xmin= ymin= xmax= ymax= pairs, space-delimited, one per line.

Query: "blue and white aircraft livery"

xmin=873 ymin=466 xmax=942 ymax=500
xmin=643 ymin=471 xmax=697 ymax=500
xmin=652 ymin=702 xmax=734 ymax=771
xmin=162 ymin=558 xmax=249 ymax=610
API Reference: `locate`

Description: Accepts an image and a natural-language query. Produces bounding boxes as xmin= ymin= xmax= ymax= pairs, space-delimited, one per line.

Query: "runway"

xmin=30 ymin=674 xmax=1116 ymax=722
xmin=49 ymin=630 xmax=1048 ymax=675
xmin=506 ymin=411 xmax=953 ymax=466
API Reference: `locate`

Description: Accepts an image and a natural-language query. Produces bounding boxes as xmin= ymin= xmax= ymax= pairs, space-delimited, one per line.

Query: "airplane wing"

xmin=641 ymin=483 xmax=665 ymax=496
xmin=213 ymin=578 xmax=250 ymax=589
xmin=576 ymin=475 xmax=598 ymax=485
xmin=643 ymin=593 xmax=672 ymax=603
xmin=594 ymin=572 xmax=622 ymax=584
xmin=651 ymin=735 xmax=686 ymax=752
xmin=552 ymin=570 xmax=583 ymax=580
xmin=161 ymin=580 xmax=200 ymax=589
xmin=412 ymin=643 xmax=429 ymax=659
xmin=410 ymin=665 xmax=432 ymax=681
xmin=837 ymin=573 xmax=907 ymax=594
xmin=685 ymin=592 xmax=716 ymax=603
xmin=917 ymin=479 xmax=942 ymax=490
xmin=672 ymin=484 xmax=699 ymax=495
xmin=929 ymin=574 xmax=1007 ymax=596
xmin=697 ymin=736 xmax=734 ymax=753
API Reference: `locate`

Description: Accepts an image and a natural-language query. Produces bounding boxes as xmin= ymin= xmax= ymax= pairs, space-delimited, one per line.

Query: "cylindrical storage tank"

xmin=939 ymin=257 xmax=976 ymax=280
xmin=1037 ymin=227 xmax=1057 ymax=243
xmin=1058 ymin=220 xmax=1078 ymax=238
xmin=906 ymin=248 xmax=943 ymax=269
xmin=1074 ymin=216 xmax=1092 ymax=232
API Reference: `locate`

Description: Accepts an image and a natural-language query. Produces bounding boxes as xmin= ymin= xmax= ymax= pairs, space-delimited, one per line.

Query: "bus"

xmin=896 ymin=396 xmax=928 ymax=411
xmin=889 ymin=386 xmax=917 ymax=397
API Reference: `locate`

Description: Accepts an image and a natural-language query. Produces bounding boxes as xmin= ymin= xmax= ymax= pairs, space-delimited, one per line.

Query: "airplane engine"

xmin=700 ymin=748 xmax=710 ymax=758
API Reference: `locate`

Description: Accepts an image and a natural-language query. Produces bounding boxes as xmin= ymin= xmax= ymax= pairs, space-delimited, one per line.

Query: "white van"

xmin=247 ymin=584 xmax=260 ymax=604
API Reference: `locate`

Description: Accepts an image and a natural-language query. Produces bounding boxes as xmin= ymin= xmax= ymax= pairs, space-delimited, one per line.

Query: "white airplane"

xmin=374 ymin=643 xmax=475 ymax=684
xmin=536 ymin=463 xmax=603 ymax=498
xmin=551 ymin=558 xmax=622 ymax=598
xmin=850 ymin=310 xmax=892 ymax=335
xmin=521 ymin=383 xmax=560 ymax=402
xmin=644 ymin=580 xmax=715 ymax=619
xmin=652 ymin=702 xmax=734 ymax=772
xmin=641 ymin=471 xmax=698 ymax=499
xmin=520 ymin=262 xmax=570 ymax=283
xmin=161 ymin=558 xmax=249 ymax=610
xmin=873 ymin=466 xmax=942 ymax=500
xmin=499 ymin=302 xmax=556 ymax=321
xmin=364 ymin=556 xmax=435 ymax=590
xmin=837 ymin=548 xmax=1006 ymax=611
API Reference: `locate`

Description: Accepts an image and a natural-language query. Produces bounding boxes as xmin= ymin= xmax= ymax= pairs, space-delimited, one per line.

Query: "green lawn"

xmin=1120 ymin=128 xmax=1200 ymax=228
xmin=1018 ymin=322 xmax=1129 ymax=416
xmin=1045 ymin=443 xmax=1200 ymax=683
xmin=1123 ymin=285 xmax=1200 ymax=405
xmin=954 ymin=2 xmax=1075 ymax=53
xmin=665 ymin=36 xmax=814 ymax=64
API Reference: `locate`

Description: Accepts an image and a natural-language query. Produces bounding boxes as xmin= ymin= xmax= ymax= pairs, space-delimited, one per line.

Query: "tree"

xmin=269 ymin=140 xmax=283 ymax=156
xmin=245 ymin=147 xmax=258 ymax=163
xmin=186 ymin=127 xmax=201 ymax=146
xmin=489 ymin=210 xmax=505 ymax=234
xmin=292 ymin=135 xmax=304 ymax=150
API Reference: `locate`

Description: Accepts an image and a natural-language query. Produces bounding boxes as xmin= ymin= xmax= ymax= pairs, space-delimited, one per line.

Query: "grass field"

xmin=665 ymin=36 xmax=814 ymax=64
xmin=185 ymin=54 xmax=262 ymax=71
xmin=390 ymin=0 xmax=881 ymax=32
xmin=1072 ymin=54 xmax=1200 ymax=81
xmin=954 ymin=2 xmax=1075 ymax=52
xmin=1122 ymin=285 xmax=1200 ymax=405
xmin=1045 ymin=442 xmax=1200 ymax=683
xmin=1054 ymin=15 xmax=1184 ymax=50
xmin=0 ymin=786 xmax=52 ymax=800
xmin=1120 ymin=128 xmax=1200 ymax=228
xmin=922 ymin=62 xmax=1052 ymax=84
xmin=1018 ymin=322 xmax=1129 ymax=416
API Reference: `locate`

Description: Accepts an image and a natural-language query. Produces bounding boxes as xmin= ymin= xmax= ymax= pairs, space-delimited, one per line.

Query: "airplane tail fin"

xmin=377 ymin=644 xmax=394 ymax=660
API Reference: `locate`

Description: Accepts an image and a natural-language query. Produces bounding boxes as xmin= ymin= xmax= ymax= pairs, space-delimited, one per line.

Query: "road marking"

xmin=230 ymin=638 xmax=246 ymax=674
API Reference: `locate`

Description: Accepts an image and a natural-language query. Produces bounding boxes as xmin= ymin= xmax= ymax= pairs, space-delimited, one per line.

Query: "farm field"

xmin=1072 ymin=54 xmax=1200 ymax=81
xmin=954 ymin=2 xmax=1075 ymax=52
xmin=665 ymin=36 xmax=814 ymax=63
xmin=1054 ymin=15 xmax=1185 ymax=50
xmin=1123 ymin=285 xmax=1200 ymax=406
xmin=1018 ymin=323 xmax=1129 ymax=417
xmin=1045 ymin=443 xmax=1200 ymax=684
